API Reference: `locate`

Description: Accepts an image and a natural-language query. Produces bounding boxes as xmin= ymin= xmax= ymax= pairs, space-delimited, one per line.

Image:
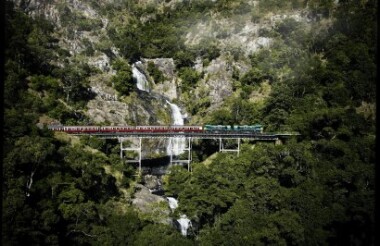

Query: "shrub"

xmin=147 ymin=61 xmax=165 ymax=83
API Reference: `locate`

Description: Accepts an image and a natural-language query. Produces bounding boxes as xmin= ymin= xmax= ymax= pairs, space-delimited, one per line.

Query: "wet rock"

xmin=143 ymin=175 xmax=162 ymax=190
xmin=132 ymin=184 xmax=171 ymax=224
xmin=140 ymin=58 xmax=178 ymax=100
xmin=132 ymin=184 xmax=166 ymax=211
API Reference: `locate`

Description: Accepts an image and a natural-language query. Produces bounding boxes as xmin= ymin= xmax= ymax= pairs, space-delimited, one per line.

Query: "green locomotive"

xmin=204 ymin=124 xmax=263 ymax=133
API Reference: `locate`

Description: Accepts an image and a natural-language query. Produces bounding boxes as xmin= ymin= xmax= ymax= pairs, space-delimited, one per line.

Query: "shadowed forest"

xmin=3 ymin=0 xmax=377 ymax=245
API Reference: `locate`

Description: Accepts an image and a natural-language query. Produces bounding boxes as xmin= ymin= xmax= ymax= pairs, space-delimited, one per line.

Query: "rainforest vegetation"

xmin=3 ymin=0 xmax=376 ymax=245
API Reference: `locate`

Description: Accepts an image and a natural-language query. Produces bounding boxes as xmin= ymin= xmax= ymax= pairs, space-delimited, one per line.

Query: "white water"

xmin=166 ymin=197 xmax=191 ymax=236
xmin=132 ymin=62 xmax=150 ymax=92
xmin=133 ymin=61 xmax=185 ymax=156
xmin=177 ymin=215 xmax=192 ymax=236
xmin=166 ymin=100 xmax=186 ymax=156
xmin=167 ymin=197 xmax=179 ymax=210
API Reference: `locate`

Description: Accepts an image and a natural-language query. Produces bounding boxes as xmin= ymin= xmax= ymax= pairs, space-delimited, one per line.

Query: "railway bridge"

xmin=60 ymin=128 xmax=299 ymax=172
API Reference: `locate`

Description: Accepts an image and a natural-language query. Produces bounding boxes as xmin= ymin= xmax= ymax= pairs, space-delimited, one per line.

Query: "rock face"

xmin=13 ymin=0 xmax=118 ymax=73
xmin=202 ymin=57 xmax=234 ymax=109
xmin=12 ymin=0 xmax=314 ymax=127
xmin=140 ymin=58 xmax=179 ymax=100
xmin=86 ymin=72 xmax=172 ymax=127
xmin=132 ymin=184 xmax=166 ymax=212
xmin=88 ymin=53 xmax=111 ymax=72
xmin=132 ymin=184 xmax=171 ymax=224
xmin=86 ymin=93 xmax=171 ymax=126
xmin=143 ymin=175 xmax=162 ymax=190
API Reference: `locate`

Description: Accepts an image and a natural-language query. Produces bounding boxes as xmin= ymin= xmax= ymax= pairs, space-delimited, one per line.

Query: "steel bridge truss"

xmin=219 ymin=138 xmax=241 ymax=156
xmin=71 ymin=132 xmax=298 ymax=172
xmin=119 ymin=137 xmax=142 ymax=172
xmin=168 ymin=137 xmax=192 ymax=172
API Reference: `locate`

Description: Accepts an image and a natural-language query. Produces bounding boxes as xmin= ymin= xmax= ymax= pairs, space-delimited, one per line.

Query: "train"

xmin=47 ymin=124 xmax=264 ymax=134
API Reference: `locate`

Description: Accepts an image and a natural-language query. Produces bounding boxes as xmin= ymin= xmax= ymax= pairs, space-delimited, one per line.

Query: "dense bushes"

xmin=147 ymin=61 xmax=165 ymax=83
xmin=3 ymin=0 xmax=376 ymax=245
xmin=111 ymin=58 xmax=134 ymax=96
xmin=164 ymin=1 xmax=376 ymax=245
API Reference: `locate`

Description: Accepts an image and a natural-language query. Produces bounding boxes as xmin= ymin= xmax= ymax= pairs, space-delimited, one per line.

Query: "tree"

xmin=133 ymin=224 xmax=194 ymax=246
xmin=147 ymin=61 xmax=165 ymax=83
xmin=178 ymin=67 xmax=201 ymax=91
xmin=240 ymin=67 xmax=264 ymax=86
xmin=111 ymin=59 xmax=134 ymax=96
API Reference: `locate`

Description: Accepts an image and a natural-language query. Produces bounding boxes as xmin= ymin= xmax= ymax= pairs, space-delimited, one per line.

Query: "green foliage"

xmin=3 ymin=5 xmax=141 ymax=244
xmin=209 ymin=95 xmax=262 ymax=125
xmin=195 ymin=38 xmax=221 ymax=62
xmin=111 ymin=59 xmax=134 ymax=96
xmin=4 ymin=4 xmax=59 ymax=107
xmin=275 ymin=18 xmax=300 ymax=36
xmin=29 ymin=75 xmax=60 ymax=92
xmin=80 ymin=136 xmax=106 ymax=151
xmin=240 ymin=67 xmax=265 ymax=86
xmin=178 ymin=67 xmax=202 ymax=92
xmin=108 ymin=9 xmax=189 ymax=61
xmin=3 ymin=0 xmax=376 ymax=245
xmin=91 ymin=202 xmax=142 ymax=245
xmin=258 ymin=0 xmax=290 ymax=12
xmin=147 ymin=61 xmax=165 ymax=83
xmin=52 ymin=64 xmax=94 ymax=105
xmin=251 ymin=9 xmax=263 ymax=23
xmin=133 ymin=224 xmax=194 ymax=246
xmin=163 ymin=166 xmax=191 ymax=197
xmin=209 ymin=108 xmax=234 ymax=125
xmin=174 ymin=50 xmax=196 ymax=69
xmin=59 ymin=5 xmax=103 ymax=31
xmin=81 ymin=38 xmax=95 ymax=56
xmin=308 ymin=0 xmax=335 ymax=18
xmin=187 ymin=94 xmax=211 ymax=116
xmin=200 ymin=200 xmax=305 ymax=246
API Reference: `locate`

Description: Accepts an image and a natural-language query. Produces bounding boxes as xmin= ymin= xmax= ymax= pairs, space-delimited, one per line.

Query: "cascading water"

xmin=132 ymin=61 xmax=190 ymax=235
xmin=132 ymin=61 xmax=186 ymax=156
xmin=177 ymin=215 xmax=192 ymax=236
xmin=166 ymin=100 xmax=186 ymax=156
xmin=167 ymin=197 xmax=178 ymax=210
xmin=166 ymin=197 xmax=191 ymax=236
xmin=132 ymin=62 xmax=150 ymax=92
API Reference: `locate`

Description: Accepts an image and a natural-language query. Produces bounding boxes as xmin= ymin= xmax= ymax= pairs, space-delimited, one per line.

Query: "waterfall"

xmin=177 ymin=215 xmax=192 ymax=236
xmin=132 ymin=61 xmax=185 ymax=156
xmin=132 ymin=62 xmax=150 ymax=92
xmin=166 ymin=100 xmax=186 ymax=156
xmin=166 ymin=197 xmax=191 ymax=236
xmin=167 ymin=197 xmax=178 ymax=210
